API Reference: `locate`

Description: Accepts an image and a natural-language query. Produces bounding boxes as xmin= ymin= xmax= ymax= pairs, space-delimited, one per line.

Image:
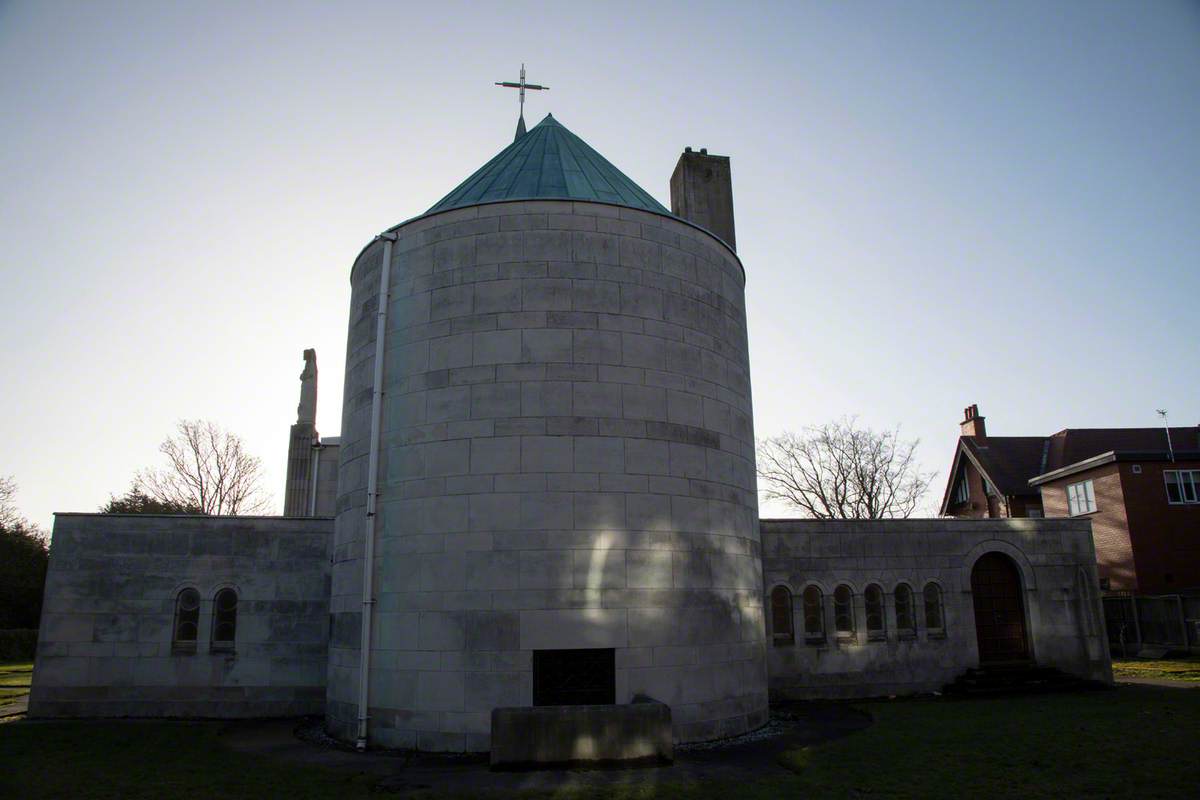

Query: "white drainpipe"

xmin=308 ymin=442 xmax=322 ymax=517
xmin=356 ymin=232 xmax=395 ymax=751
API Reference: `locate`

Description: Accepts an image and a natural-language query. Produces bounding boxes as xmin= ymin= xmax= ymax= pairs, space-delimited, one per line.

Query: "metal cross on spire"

xmin=495 ymin=63 xmax=548 ymax=141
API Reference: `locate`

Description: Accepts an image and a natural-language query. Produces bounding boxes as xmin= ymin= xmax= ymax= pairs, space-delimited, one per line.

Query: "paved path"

xmin=221 ymin=703 xmax=871 ymax=794
xmin=0 ymin=694 xmax=29 ymax=721
xmin=1116 ymin=677 xmax=1200 ymax=689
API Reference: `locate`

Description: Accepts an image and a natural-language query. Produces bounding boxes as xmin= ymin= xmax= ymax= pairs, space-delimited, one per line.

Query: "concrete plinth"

xmin=490 ymin=702 xmax=673 ymax=769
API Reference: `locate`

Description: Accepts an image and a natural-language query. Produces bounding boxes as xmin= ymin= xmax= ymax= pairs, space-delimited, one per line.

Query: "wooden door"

xmin=971 ymin=552 xmax=1030 ymax=663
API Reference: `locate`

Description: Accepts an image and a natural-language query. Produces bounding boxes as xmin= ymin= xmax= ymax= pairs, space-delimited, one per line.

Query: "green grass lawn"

xmin=777 ymin=687 xmax=1200 ymax=799
xmin=1 ymin=688 xmax=1197 ymax=799
xmin=0 ymin=662 xmax=32 ymax=703
xmin=1112 ymin=656 xmax=1200 ymax=682
xmin=0 ymin=720 xmax=380 ymax=800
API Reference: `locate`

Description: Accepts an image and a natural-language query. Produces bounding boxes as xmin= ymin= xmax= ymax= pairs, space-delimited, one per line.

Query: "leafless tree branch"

xmin=757 ymin=418 xmax=935 ymax=519
xmin=0 ymin=475 xmax=20 ymax=529
xmin=135 ymin=420 xmax=272 ymax=515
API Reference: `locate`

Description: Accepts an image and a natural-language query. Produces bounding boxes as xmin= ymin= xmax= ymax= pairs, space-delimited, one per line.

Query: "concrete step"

xmin=943 ymin=666 xmax=1106 ymax=697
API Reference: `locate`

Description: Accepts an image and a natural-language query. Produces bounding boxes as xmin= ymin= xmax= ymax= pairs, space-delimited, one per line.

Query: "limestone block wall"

xmin=29 ymin=514 xmax=332 ymax=718
xmin=312 ymin=442 xmax=341 ymax=517
xmin=329 ymin=199 xmax=767 ymax=751
xmin=761 ymin=518 xmax=1112 ymax=699
xmin=285 ymin=436 xmax=340 ymax=518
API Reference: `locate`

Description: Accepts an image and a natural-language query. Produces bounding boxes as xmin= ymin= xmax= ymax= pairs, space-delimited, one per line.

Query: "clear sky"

xmin=2 ymin=0 xmax=1197 ymax=527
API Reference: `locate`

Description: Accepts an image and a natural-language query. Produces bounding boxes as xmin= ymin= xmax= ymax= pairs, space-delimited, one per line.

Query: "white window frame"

xmin=1164 ymin=470 xmax=1200 ymax=505
xmin=1067 ymin=479 xmax=1097 ymax=516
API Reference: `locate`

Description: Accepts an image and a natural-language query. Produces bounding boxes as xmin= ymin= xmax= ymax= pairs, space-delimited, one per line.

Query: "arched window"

xmin=923 ymin=582 xmax=944 ymax=634
xmin=865 ymin=584 xmax=886 ymax=640
xmin=802 ymin=586 xmax=825 ymax=643
xmin=770 ymin=586 xmax=794 ymax=645
xmin=173 ymin=588 xmax=200 ymax=653
xmin=895 ymin=583 xmax=916 ymax=638
xmin=834 ymin=585 xmax=855 ymax=637
xmin=211 ymin=588 xmax=238 ymax=651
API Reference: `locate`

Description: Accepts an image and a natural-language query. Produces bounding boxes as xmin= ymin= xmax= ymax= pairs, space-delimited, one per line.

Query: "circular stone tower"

xmin=327 ymin=115 xmax=767 ymax=751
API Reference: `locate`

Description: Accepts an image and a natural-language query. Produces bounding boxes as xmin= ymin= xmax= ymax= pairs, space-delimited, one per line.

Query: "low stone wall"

xmin=29 ymin=513 xmax=333 ymax=718
xmin=761 ymin=518 xmax=1112 ymax=699
xmin=490 ymin=702 xmax=673 ymax=768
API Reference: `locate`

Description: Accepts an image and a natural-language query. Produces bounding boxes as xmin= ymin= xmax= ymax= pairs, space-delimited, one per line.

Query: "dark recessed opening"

xmin=532 ymin=648 xmax=615 ymax=706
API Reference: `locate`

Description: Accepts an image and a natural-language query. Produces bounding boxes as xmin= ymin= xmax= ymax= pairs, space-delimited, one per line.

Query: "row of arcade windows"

xmin=770 ymin=582 xmax=944 ymax=645
xmin=172 ymin=587 xmax=238 ymax=654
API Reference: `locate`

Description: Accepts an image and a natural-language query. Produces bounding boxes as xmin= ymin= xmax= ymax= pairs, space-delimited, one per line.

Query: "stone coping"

xmin=760 ymin=517 xmax=1091 ymax=529
xmin=350 ymin=198 xmax=745 ymax=283
xmin=53 ymin=513 xmax=334 ymax=521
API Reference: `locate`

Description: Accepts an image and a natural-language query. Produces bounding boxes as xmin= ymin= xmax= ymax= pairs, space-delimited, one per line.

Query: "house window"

xmin=211 ymin=588 xmax=238 ymax=652
xmin=953 ymin=475 xmax=969 ymax=504
xmin=1164 ymin=470 xmax=1200 ymax=504
xmin=895 ymin=583 xmax=916 ymax=637
xmin=865 ymin=584 xmax=886 ymax=640
xmin=1066 ymin=479 xmax=1097 ymax=516
xmin=802 ymin=586 xmax=825 ymax=643
xmin=172 ymin=588 xmax=200 ymax=654
xmin=833 ymin=585 xmax=855 ymax=638
xmin=923 ymin=583 xmax=945 ymax=635
xmin=770 ymin=585 xmax=794 ymax=645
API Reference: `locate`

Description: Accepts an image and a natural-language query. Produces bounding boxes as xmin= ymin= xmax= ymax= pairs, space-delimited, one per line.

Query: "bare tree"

xmin=0 ymin=475 xmax=19 ymax=529
xmin=757 ymin=418 xmax=935 ymax=519
xmin=136 ymin=420 xmax=272 ymax=515
xmin=1 ymin=475 xmax=45 ymax=538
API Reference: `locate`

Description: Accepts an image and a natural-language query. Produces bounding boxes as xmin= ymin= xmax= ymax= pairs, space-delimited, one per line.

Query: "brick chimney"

xmin=961 ymin=404 xmax=986 ymax=438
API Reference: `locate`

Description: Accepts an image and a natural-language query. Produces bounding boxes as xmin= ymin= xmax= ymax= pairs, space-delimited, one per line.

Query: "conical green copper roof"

xmin=427 ymin=114 xmax=669 ymax=215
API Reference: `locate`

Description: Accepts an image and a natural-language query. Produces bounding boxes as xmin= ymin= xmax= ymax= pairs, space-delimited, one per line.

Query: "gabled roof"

xmin=938 ymin=436 xmax=1046 ymax=515
xmin=963 ymin=437 xmax=1049 ymax=496
xmin=427 ymin=114 xmax=670 ymax=216
xmin=940 ymin=425 xmax=1200 ymax=514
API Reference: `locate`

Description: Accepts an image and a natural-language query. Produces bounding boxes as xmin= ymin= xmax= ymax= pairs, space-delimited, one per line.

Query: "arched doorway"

xmin=971 ymin=552 xmax=1030 ymax=664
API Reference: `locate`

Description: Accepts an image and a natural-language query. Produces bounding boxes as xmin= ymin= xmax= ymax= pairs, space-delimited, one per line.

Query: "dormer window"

xmin=953 ymin=475 xmax=969 ymax=505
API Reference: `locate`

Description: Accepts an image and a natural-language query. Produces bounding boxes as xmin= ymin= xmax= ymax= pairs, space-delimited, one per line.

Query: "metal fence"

xmin=1103 ymin=593 xmax=1200 ymax=655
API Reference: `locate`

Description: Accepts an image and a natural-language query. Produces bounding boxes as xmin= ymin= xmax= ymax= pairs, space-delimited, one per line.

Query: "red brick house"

xmin=940 ymin=405 xmax=1200 ymax=594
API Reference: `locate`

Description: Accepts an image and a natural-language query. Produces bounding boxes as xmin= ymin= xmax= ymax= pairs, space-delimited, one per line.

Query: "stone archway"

xmin=971 ymin=552 xmax=1030 ymax=664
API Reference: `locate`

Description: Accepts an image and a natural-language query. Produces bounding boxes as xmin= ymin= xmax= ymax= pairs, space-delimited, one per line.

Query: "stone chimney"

xmin=670 ymin=147 xmax=736 ymax=250
xmin=284 ymin=349 xmax=320 ymax=516
xmin=961 ymin=404 xmax=986 ymax=438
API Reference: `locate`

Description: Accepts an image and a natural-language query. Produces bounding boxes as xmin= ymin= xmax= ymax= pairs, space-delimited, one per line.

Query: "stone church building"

xmin=29 ymin=113 xmax=1111 ymax=753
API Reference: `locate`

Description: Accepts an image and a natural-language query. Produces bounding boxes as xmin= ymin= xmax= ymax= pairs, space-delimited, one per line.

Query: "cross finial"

xmin=496 ymin=63 xmax=549 ymax=141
